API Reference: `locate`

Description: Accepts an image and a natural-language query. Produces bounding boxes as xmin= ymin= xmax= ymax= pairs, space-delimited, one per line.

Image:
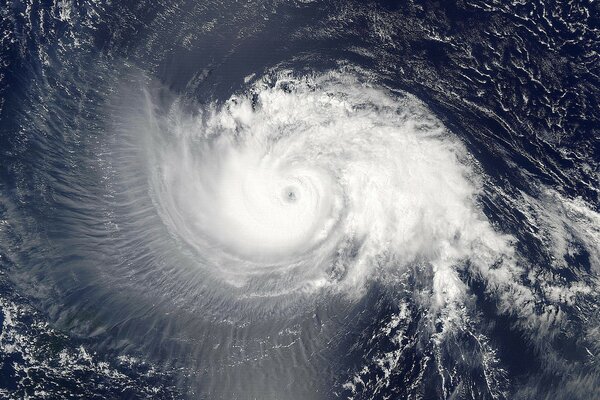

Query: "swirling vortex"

xmin=143 ymin=71 xmax=513 ymax=305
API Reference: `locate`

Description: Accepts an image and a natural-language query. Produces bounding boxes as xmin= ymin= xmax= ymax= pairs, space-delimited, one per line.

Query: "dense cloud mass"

xmin=142 ymin=73 xmax=513 ymax=299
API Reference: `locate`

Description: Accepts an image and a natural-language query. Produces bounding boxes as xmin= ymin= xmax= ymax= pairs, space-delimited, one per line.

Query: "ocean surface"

xmin=0 ymin=1 xmax=599 ymax=399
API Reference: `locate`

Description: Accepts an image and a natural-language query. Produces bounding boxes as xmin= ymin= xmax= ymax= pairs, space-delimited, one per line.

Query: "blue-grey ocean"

xmin=0 ymin=1 xmax=599 ymax=399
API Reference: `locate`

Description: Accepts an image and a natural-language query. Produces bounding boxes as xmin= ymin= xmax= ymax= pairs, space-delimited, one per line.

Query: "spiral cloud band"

xmin=134 ymin=72 xmax=516 ymax=307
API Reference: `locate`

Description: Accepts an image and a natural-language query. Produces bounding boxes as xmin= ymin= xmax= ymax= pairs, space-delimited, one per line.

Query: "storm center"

xmin=283 ymin=186 xmax=298 ymax=202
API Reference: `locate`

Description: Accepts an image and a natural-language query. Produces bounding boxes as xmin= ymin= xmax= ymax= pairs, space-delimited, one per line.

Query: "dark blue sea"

xmin=0 ymin=1 xmax=598 ymax=399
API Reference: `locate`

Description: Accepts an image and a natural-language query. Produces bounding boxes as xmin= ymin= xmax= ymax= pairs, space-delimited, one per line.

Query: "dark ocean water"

xmin=0 ymin=1 xmax=599 ymax=399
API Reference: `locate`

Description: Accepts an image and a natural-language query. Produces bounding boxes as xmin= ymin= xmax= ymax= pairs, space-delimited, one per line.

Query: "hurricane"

xmin=1 ymin=1 xmax=599 ymax=399
xmin=140 ymin=72 xmax=515 ymax=302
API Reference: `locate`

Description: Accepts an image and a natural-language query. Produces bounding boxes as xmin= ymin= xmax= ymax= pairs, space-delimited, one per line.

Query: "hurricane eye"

xmin=283 ymin=186 xmax=298 ymax=202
